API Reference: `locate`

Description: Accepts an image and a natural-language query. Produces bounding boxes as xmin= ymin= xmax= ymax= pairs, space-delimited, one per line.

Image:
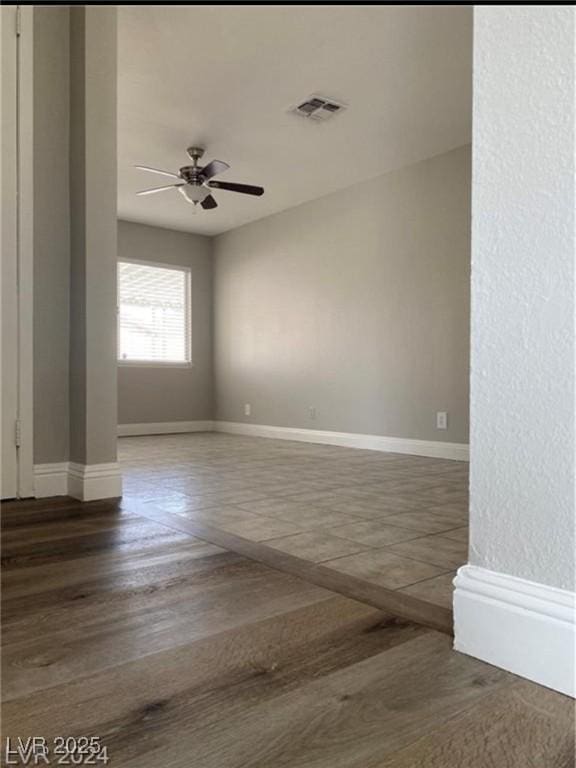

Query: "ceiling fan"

xmin=135 ymin=147 xmax=264 ymax=210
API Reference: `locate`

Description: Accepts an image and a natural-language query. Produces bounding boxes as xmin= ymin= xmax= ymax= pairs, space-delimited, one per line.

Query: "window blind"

xmin=118 ymin=261 xmax=191 ymax=364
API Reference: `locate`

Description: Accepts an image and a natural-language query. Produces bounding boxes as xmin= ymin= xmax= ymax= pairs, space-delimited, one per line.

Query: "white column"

xmin=454 ymin=6 xmax=575 ymax=697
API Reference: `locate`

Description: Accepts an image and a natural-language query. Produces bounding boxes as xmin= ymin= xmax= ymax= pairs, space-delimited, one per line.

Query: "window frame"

xmin=117 ymin=258 xmax=193 ymax=368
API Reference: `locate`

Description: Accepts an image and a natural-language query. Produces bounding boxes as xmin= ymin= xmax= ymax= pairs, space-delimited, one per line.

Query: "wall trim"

xmin=33 ymin=462 xmax=122 ymax=501
xmin=68 ymin=462 xmax=122 ymax=502
xmin=214 ymin=421 xmax=469 ymax=461
xmin=35 ymin=421 xmax=467 ymax=500
xmin=118 ymin=420 xmax=214 ymax=437
xmin=34 ymin=463 xmax=69 ymax=498
xmin=454 ymin=565 xmax=575 ymax=697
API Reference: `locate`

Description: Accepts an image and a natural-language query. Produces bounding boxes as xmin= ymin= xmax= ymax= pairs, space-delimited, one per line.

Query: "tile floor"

xmin=119 ymin=432 xmax=469 ymax=611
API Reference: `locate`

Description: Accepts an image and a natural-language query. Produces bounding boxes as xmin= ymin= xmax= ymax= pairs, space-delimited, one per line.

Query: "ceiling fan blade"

xmin=201 ymin=160 xmax=230 ymax=180
xmin=201 ymin=194 xmax=218 ymax=210
xmin=134 ymin=165 xmax=180 ymax=179
xmin=207 ymin=180 xmax=264 ymax=196
xmin=136 ymin=183 xmax=184 ymax=196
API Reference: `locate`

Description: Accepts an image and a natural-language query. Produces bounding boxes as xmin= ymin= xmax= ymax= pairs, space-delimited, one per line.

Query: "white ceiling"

xmin=118 ymin=5 xmax=472 ymax=236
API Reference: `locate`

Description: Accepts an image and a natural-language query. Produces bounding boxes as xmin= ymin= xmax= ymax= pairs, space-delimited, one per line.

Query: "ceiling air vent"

xmin=290 ymin=95 xmax=346 ymax=122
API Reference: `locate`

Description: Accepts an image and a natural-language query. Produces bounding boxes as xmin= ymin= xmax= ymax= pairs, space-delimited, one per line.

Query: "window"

xmin=117 ymin=260 xmax=192 ymax=365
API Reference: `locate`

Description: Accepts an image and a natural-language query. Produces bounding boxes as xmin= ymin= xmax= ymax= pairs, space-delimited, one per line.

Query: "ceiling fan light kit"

xmin=179 ymin=185 xmax=210 ymax=205
xmin=134 ymin=146 xmax=264 ymax=212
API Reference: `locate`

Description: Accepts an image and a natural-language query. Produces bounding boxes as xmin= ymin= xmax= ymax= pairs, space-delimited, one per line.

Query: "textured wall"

xmin=214 ymin=146 xmax=471 ymax=444
xmin=469 ymin=7 xmax=575 ymax=590
xmin=117 ymin=221 xmax=214 ymax=424
xmin=33 ymin=7 xmax=70 ymax=464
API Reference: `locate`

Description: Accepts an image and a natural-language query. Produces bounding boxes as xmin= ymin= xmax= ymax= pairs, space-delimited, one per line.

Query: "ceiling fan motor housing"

xmin=179 ymin=166 xmax=204 ymax=183
xmin=179 ymin=147 xmax=207 ymax=183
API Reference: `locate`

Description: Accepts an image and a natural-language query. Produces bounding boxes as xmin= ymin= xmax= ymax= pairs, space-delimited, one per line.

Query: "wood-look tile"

xmin=378 ymin=679 xmax=575 ymax=768
xmin=324 ymin=549 xmax=447 ymax=589
xmin=3 ymin=596 xmax=416 ymax=740
xmin=1 ymin=520 xmax=186 ymax=571
xmin=2 ymin=555 xmax=331 ymax=701
xmin=2 ymin=548 xmax=248 ymax=645
xmin=2 ymin=539 xmax=226 ymax=602
xmin=6 ymin=478 xmax=568 ymax=768
xmin=107 ymin=633 xmax=511 ymax=768
xmin=1 ymin=498 xmax=125 ymax=528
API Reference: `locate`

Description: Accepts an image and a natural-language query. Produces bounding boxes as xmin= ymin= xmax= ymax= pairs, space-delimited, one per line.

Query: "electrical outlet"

xmin=244 ymin=403 xmax=251 ymax=417
xmin=436 ymin=411 xmax=448 ymax=430
xmin=309 ymin=406 xmax=316 ymax=420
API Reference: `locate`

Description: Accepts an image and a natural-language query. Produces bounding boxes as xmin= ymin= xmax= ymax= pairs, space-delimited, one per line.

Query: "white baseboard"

xmin=33 ymin=462 xmax=122 ymax=501
xmin=215 ymin=421 xmax=469 ymax=461
xmin=68 ymin=462 xmax=123 ymax=501
xmin=118 ymin=420 xmax=214 ymax=437
xmin=34 ymin=463 xmax=69 ymax=498
xmin=118 ymin=420 xmax=468 ymax=460
xmin=454 ymin=565 xmax=575 ymax=697
xmin=34 ymin=420 xmax=467 ymax=500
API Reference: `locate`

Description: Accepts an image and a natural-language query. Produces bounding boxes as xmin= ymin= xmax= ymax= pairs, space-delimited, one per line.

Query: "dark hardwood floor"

xmin=2 ymin=497 xmax=574 ymax=767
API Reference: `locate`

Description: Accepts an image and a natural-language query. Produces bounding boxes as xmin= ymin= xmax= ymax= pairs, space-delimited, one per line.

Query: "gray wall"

xmin=34 ymin=7 xmax=119 ymax=467
xmin=33 ymin=7 xmax=70 ymax=464
xmin=117 ymin=221 xmax=214 ymax=424
xmin=33 ymin=70 xmax=468 ymax=456
xmin=214 ymin=145 xmax=471 ymax=444
xmin=69 ymin=6 xmax=118 ymax=466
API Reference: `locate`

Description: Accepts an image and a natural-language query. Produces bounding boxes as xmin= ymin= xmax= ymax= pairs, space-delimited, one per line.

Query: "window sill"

xmin=118 ymin=361 xmax=194 ymax=369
